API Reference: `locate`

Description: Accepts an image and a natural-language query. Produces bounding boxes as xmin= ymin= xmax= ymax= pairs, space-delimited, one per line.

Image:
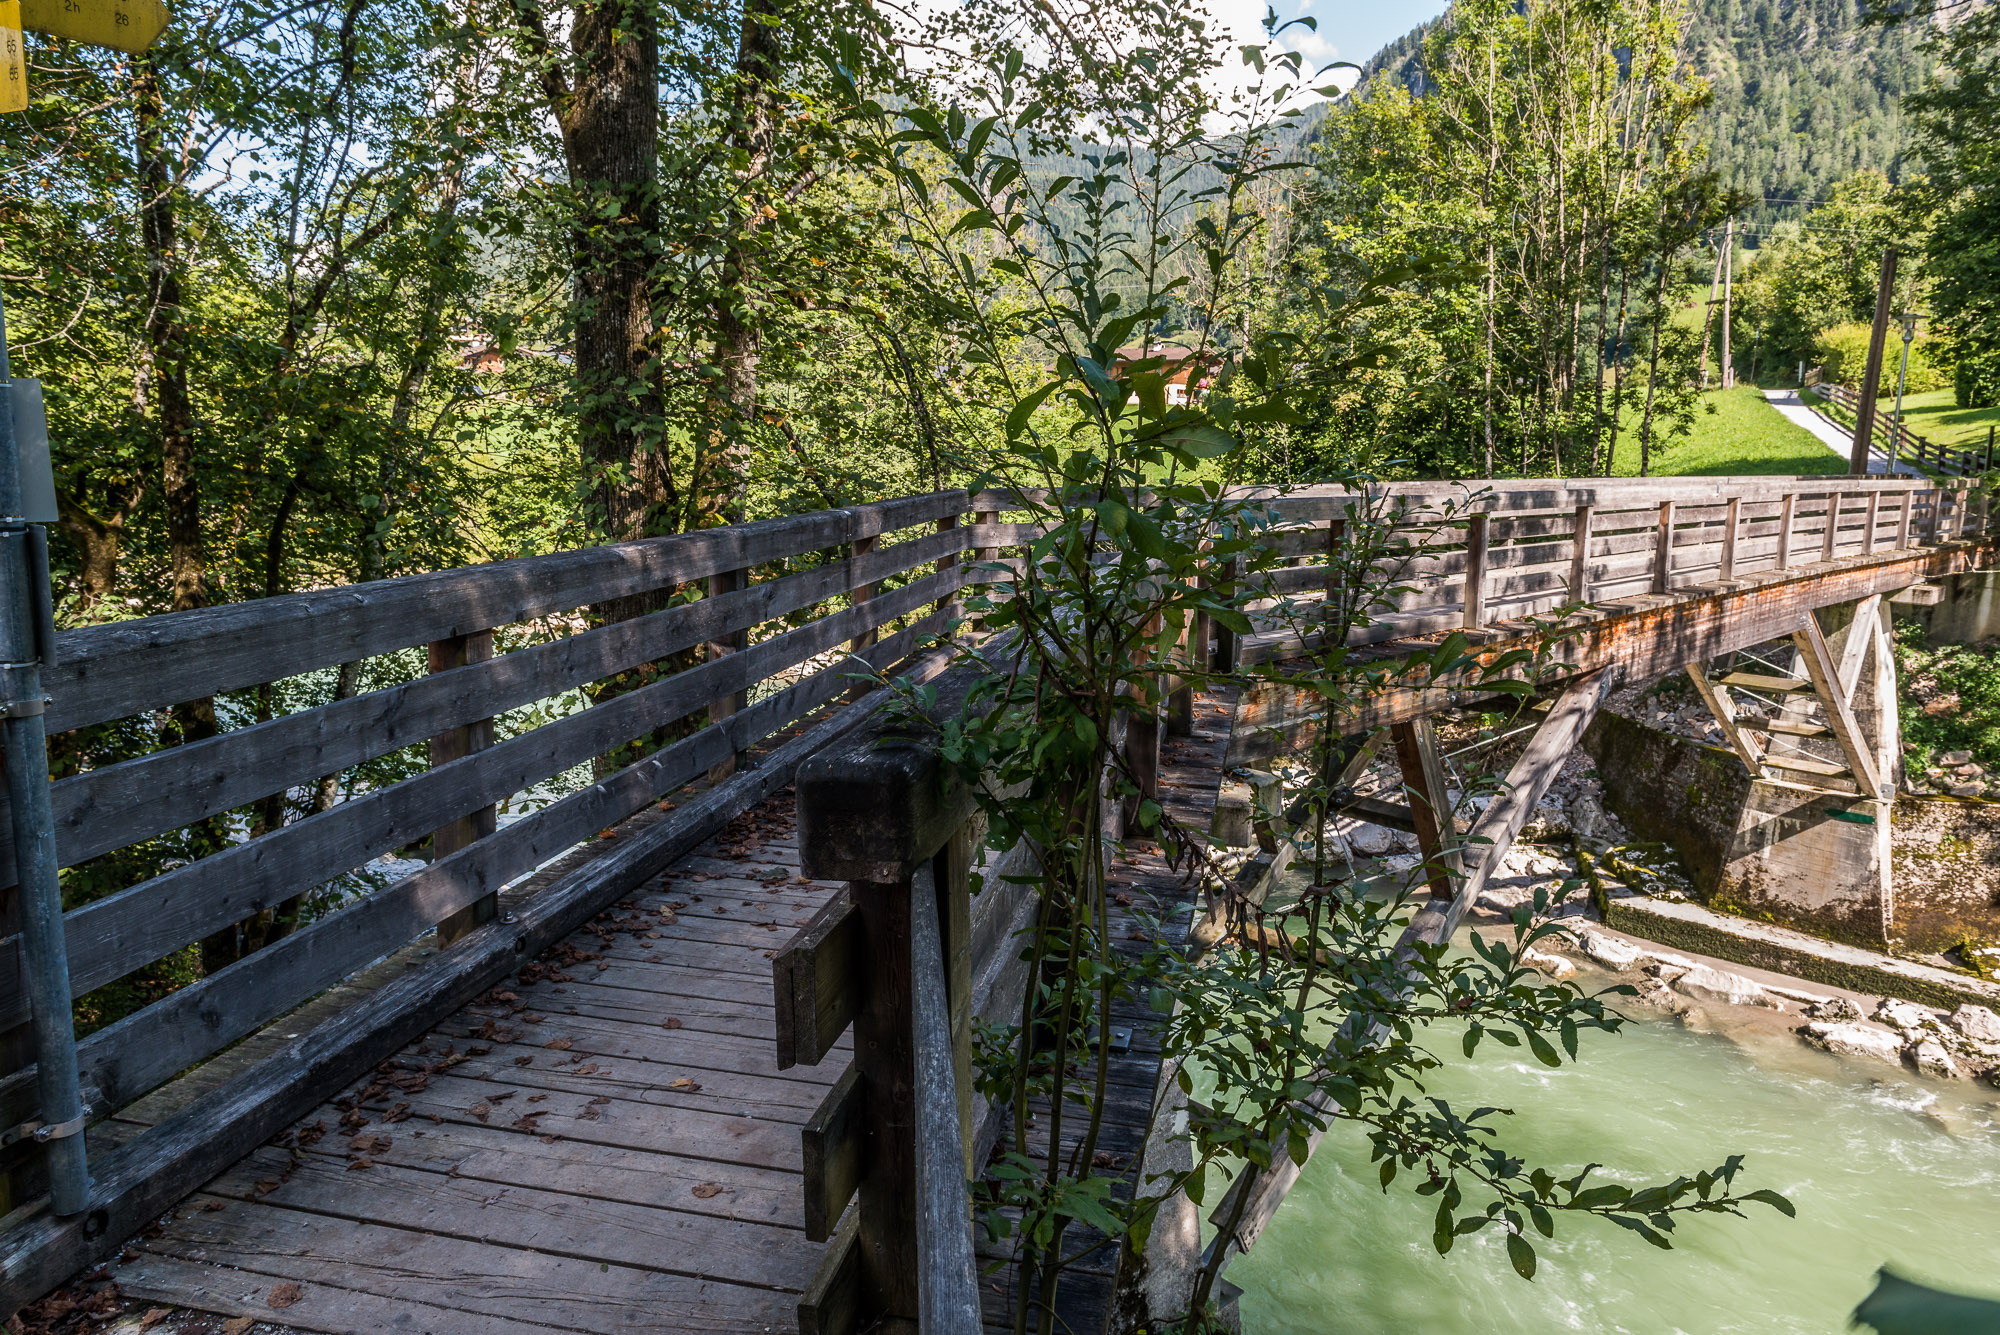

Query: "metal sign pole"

xmin=0 ymin=285 xmax=90 ymax=1215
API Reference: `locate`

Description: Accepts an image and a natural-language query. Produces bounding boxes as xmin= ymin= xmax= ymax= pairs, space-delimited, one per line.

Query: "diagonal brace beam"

xmin=1686 ymin=661 xmax=1766 ymax=776
xmin=1792 ymin=614 xmax=1885 ymax=798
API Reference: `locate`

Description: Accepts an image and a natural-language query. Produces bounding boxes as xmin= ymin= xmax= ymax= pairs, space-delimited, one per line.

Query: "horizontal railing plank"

xmin=45 ymin=492 xmax=969 ymax=733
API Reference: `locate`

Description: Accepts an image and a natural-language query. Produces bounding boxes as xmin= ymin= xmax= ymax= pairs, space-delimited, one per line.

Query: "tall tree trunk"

xmin=699 ymin=0 xmax=782 ymax=528
xmin=552 ymin=0 xmax=671 ymax=591
xmin=139 ymin=53 xmax=236 ymax=970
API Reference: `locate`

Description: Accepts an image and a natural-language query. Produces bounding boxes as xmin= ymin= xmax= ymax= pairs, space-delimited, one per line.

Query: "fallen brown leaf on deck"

xmin=511 ymin=1112 xmax=545 ymax=1131
xmin=662 ymin=1017 xmax=682 ymax=1029
xmin=667 ymin=1077 xmax=702 ymax=1092
xmin=513 ymin=1055 xmax=533 ymax=1067
xmin=543 ymin=1037 xmax=572 ymax=1050
xmin=268 ymin=1282 xmax=304 ymax=1309
xmin=222 ymin=1318 xmax=255 ymax=1335
xmin=574 ymin=1062 xmax=601 ymax=1076
xmin=691 ymin=1182 xmax=724 ymax=1198
xmin=345 ymin=1157 xmax=373 ymax=1171
xmin=577 ymin=1105 xmax=601 ymax=1121
xmin=202 ymin=1200 xmax=226 ymax=1212
xmin=527 ymin=1093 xmax=548 ymax=1103
xmin=253 ymin=1178 xmax=280 ymax=1196
xmin=139 ymin=1309 xmax=169 ymax=1329
xmin=467 ymin=1102 xmax=491 ymax=1121
xmin=589 ymin=1094 xmax=611 ymax=1106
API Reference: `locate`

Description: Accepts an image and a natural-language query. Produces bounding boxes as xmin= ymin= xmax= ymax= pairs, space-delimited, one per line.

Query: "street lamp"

xmin=1892 ymin=311 xmax=1921 ymax=470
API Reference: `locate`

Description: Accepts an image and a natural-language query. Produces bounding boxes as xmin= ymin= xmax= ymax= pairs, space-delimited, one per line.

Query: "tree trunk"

xmin=698 ymin=0 xmax=783 ymax=528
xmin=557 ymin=0 xmax=672 ymax=598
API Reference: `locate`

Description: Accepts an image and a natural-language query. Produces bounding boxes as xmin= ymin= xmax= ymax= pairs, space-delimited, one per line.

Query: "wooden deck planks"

xmin=115 ymin=799 xmax=849 ymax=1335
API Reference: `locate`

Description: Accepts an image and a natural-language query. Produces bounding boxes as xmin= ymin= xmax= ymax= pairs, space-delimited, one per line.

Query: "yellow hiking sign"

xmin=20 ymin=0 xmax=167 ymax=52
xmin=0 ymin=3 xmax=25 ymax=113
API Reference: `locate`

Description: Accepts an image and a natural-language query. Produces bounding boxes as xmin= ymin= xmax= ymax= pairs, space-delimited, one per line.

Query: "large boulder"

xmin=1344 ymin=821 xmax=1397 ymax=858
xmin=1799 ymin=1021 xmax=1905 ymax=1064
xmin=1949 ymin=1004 xmax=2000 ymax=1044
xmin=1672 ymin=964 xmax=1774 ymax=1008
xmin=1575 ymin=928 xmax=1643 ymax=972
xmin=1909 ymin=1038 xmax=1964 ymax=1080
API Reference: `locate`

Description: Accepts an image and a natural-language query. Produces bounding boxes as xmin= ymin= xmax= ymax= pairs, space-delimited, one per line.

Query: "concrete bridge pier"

xmin=1715 ymin=597 xmax=1902 ymax=945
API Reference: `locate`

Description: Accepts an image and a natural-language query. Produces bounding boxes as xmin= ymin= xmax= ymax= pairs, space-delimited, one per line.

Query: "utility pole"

xmin=1697 ymin=232 xmax=1725 ymax=389
xmin=1851 ymin=246 xmax=1897 ymax=475
xmin=1720 ymin=218 xmax=1735 ymax=390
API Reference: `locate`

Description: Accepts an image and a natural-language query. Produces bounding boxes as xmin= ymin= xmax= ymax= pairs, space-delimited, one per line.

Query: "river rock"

xmin=1345 ymin=822 xmax=1397 ymax=857
xmin=1909 ymin=1038 xmax=1964 ymax=1080
xmin=1805 ymin=996 xmax=1861 ymax=1022
xmin=1672 ymin=964 xmax=1774 ymax=1008
xmin=1631 ymin=977 xmax=1691 ymax=1015
xmin=1476 ymin=884 xmax=1533 ymax=915
xmin=1523 ymin=948 xmax=1576 ymax=981
xmin=1576 ymin=928 xmax=1643 ymax=971
xmin=1875 ymin=999 xmax=1937 ymax=1034
xmin=1947 ymin=782 xmax=1985 ymax=798
xmin=1567 ymin=792 xmax=1609 ymax=842
xmin=1940 ymin=750 xmax=1973 ymax=766
xmin=1948 ymin=1004 xmax=2000 ymax=1044
xmin=1799 ymin=1020 xmax=1905 ymax=1063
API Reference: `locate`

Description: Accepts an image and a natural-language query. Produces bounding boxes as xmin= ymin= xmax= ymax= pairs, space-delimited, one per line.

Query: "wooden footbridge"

xmin=0 ymin=474 xmax=1991 ymax=1333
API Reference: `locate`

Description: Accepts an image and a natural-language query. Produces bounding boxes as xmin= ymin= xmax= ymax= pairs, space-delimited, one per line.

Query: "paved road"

xmin=1764 ymin=387 xmax=1919 ymax=476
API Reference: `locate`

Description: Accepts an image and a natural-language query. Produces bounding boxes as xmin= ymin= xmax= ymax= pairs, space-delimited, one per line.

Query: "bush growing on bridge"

xmin=839 ymin=9 xmax=1794 ymax=1332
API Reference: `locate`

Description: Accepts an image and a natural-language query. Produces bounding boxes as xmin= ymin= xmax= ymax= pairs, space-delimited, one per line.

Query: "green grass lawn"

xmin=1887 ymin=387 xmax=2000 ymax=455
xmin=1605 ymin=384 xmax=1843 ymax=477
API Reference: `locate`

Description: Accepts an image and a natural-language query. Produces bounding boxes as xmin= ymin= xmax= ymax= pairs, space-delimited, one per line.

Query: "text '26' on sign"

xmin=20 ymin=0 xmax=168 ymax=52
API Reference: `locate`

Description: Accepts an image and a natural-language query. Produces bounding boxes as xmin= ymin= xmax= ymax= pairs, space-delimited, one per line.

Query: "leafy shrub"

xmin=1816 ymin=321 xmax=1950 ymax=395
xmin=1894 ymin=621 xmax=2000 ymax=773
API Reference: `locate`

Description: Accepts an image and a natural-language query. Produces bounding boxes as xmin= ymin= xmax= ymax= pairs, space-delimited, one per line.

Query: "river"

xmin=1229 ymin=975 xmax=2000 ymax=1334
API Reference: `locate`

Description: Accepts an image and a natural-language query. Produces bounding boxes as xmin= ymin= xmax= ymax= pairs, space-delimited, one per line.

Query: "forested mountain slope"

xmin=1351 ymin=0 xmax=1934 ymax=222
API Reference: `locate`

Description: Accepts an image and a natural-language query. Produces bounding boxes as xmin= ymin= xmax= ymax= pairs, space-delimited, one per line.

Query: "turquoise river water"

xmin=1229 ymin=981 xmax=2000 ymax=1335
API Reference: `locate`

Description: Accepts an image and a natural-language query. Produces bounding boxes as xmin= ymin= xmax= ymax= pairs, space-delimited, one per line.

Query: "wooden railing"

xmin=1241 ymin=475 xmax=1980 ymax=663
xmin=1814 ymin=384 xmax=1994 ymax=477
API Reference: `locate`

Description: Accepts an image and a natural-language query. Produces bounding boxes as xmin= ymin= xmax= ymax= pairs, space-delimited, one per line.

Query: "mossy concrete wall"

xmin=1889 ymin=797 xmax=2000 ymax=952
xmin=1590 ymin=713 xmax=2000 ymax=951
xmin=1581 ymin=711 xmax=1747 ymax=887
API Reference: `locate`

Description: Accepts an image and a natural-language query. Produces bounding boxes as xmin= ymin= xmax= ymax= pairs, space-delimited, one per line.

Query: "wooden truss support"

xmin=1835 ymin=594 xmax=1881 ymax=701
xmin=1390 ymin=717 xmax=1460 ymax=899
xmin=1686 ymin=661 xmax=1766 ymax=777
xmin=1792 ymin=613 xmax=1885 ymax=798
xmin=1205 ymin=668 xmax=1620 ymax=1268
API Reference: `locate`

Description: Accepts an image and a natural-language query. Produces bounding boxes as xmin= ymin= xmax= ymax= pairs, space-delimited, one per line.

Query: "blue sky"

xmin=1210 ymin=0 xmax=1449 ymax=97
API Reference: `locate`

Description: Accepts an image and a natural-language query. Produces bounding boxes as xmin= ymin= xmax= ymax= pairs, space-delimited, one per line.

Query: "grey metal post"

xmin=0 ymin=287 xmax=90 ymax=1214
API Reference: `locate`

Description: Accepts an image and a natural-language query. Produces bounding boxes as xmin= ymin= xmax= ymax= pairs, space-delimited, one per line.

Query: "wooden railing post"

xmin=707 ymin=567 xmax=750 ymax=780
xmin=1652 ymin=500 xmax=1675 ymax=595
xmin=1462 ymin=513 xmax=1489 ymax=628
xmin=1718 ymin=497 xmax=1741 ymax=583
xmin=793 ymin=667 xmax=988 ymax=1335
xmin=1821 ymin=491 xmax=1840 ymax=562
xmin=847 ymin=535 xmax=878 ymax=701
xmin=429 ymin=629 xmax=497 ymax=946
xmin=1569 ymin=503 xmax=1593 ymax=602
xmin=1775 ymin=493 xmax=1796 ymax=569
xmin=1895 ymin=491 xmax=1914 ymax=549
xmin=1861 ymin=492 xmax=1880 ymax=556
xmin=970 ymin=507 xmax=998 ymax=640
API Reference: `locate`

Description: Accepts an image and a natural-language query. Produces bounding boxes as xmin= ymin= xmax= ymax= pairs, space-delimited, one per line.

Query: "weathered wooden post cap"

xmin=796 ymin=663 xmax=989 ymax=884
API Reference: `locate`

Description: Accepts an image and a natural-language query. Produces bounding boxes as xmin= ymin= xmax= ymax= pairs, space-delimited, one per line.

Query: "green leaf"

xmin=1006 ymin=381 xmax=1060 ymax=439
xmin=1740 ymin=1188 xmax=1796 ymax=1218
xmin=1159 ymin=422 xmax=1238 ymax=460
xmin=1506 ymin=1231 xmax=1538 ymax=1281
xmin=1526 ymin=1030 xmax=1562 ymax=1068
